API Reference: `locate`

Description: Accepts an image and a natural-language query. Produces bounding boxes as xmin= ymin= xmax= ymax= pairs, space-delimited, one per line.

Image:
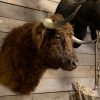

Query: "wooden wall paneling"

xmin=34 ymin=92 xmax=69 ymax=100
xmin=0 ymin=84 xmax=16 ymax=96
xmin=75 ymin=44 xmax=95 ymax=54
xmin=0 ymin=0 xmax=38 ymax=9
xmin=0 ymin=94 xmax=33 ymax=100
xmin=0 ymin=2 xmax=47 ymax=21
xmin=0 ymin=78 xmax=95 ymax=96
xmin=34 ymin=78 xmax=95 ymax=93
xmin=0 ymin=0 xmax=59 ymax=13
xmin=77 ymin=54 xmax=95 ymax=66
xmin=0 ymin=92 xmax=69 ymax=100
xmin=42 ymin=65 xmax=95 ymax=78
xmin=0 ymin=17 xmax=26 ymax=32
xmin=37 ymin=0 xmax=58 ymax=13
xmin=0 ymin=92 xmax=99 ymax=100
xmin=34 ymin=92 xmax=100 ymax=100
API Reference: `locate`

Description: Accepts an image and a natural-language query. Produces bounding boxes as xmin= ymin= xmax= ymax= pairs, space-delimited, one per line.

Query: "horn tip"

xmin=42 ymin=18 xmax=53 ymax=27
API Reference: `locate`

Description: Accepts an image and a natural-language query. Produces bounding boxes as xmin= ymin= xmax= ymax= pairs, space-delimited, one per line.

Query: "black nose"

xmin=62 ymin=57 xmax=77 ymax=70
xmin=71 ymin=60 xmax=77 ymax=69
xmin=67 ymin=58 xmax=77 ymax=69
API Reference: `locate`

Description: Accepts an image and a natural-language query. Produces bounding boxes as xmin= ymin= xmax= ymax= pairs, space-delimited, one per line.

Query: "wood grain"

xmin=34 ymin=78 xmax=95 ymax=93
xmin=0 ymin=0 xmax=59 ymax=13
xmin=34 ymin=92 xmax=69 ymax=100
xmin=0 ymin=17 xmax=26 ymax=32
xmin=0 ymin=95 xmax=33 ymax=100
xmin=0 ymin=78 xmax=95 ymax=96
xmin=0 ymin=92 xmax=99 ymax=100
xmin=42 ymin=65 xmax=95 ymax=78
xmin=0 ymin=2 xmax=47 ymax=21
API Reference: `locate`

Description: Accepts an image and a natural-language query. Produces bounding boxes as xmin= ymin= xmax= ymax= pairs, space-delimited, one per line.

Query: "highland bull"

xmin=55 ymin=0 xmax=99 ymax=48
xmin=0 ymin=5 xmax=88 ymax=95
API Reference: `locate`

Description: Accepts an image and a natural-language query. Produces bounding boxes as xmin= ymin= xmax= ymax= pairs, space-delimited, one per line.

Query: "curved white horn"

xmin=42 ymin=5 xmax=81 ymax=29
xmin=72 ymin=36 xmax=96 ymax=44
xmin=42 ymin=18 xmax=57 ymax=29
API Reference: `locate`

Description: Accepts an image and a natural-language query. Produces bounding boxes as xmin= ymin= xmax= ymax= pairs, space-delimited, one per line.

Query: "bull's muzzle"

xmin=61 ymin=56 xmax=78 ymax=71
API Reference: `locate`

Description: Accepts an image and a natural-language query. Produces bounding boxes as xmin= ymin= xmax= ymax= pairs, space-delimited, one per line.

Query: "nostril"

xmin=71 ymin=61 xmax=77 ymax=68
xmin=62 ymin=57 xmax=77 ymax=69
xmin=67 ymin=59 xmax=71 ymax=64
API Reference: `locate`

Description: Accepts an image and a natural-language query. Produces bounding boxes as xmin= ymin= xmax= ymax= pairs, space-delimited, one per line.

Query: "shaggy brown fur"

xmin=0 ymin=14 xmax=77 ymax=94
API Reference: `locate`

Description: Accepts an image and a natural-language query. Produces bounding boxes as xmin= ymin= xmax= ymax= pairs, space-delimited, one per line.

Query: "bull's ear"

xmin=32 ymin=23 xmax=46 ymax=49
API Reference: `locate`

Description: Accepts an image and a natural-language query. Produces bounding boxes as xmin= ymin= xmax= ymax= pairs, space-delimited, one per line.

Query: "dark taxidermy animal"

xmin=55 ymin=0 xmax=99 ymax=47
xmin=0 ymin=6 xmax=83 ymax=94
